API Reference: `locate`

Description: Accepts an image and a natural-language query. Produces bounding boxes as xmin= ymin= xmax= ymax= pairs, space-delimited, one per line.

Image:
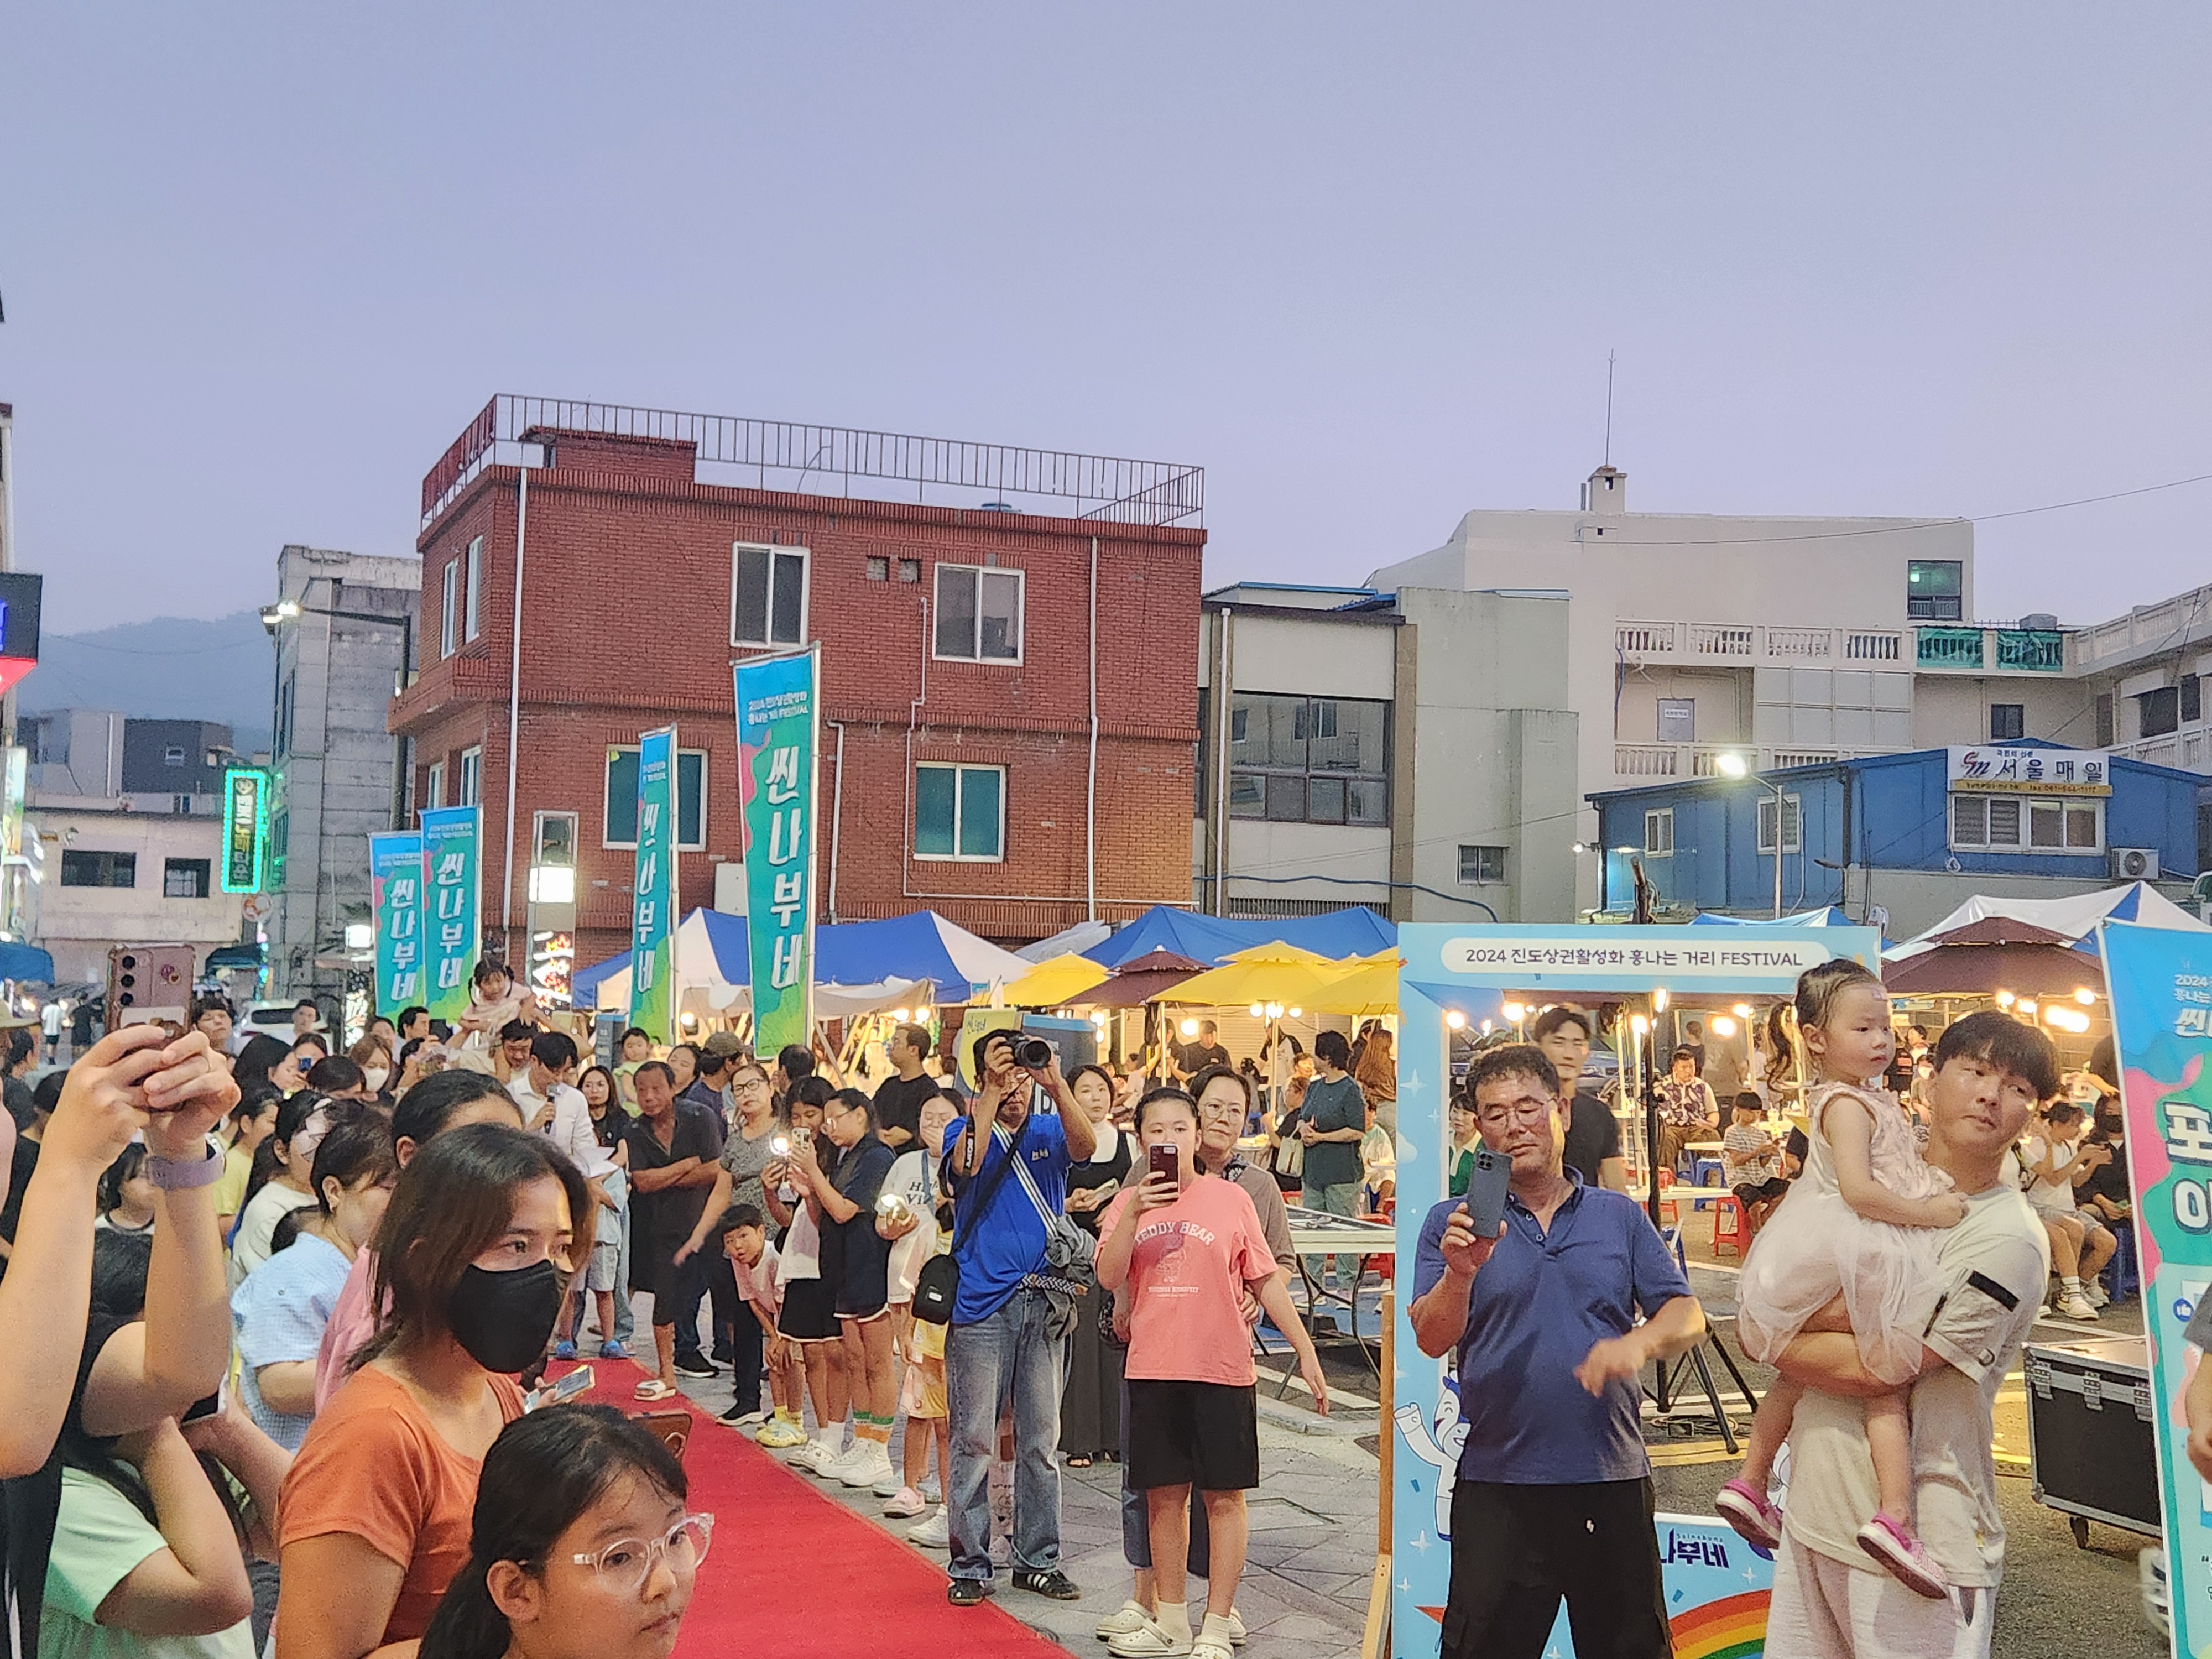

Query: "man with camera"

xmin=941 ymin=1028 xmax=1097 ymax=1607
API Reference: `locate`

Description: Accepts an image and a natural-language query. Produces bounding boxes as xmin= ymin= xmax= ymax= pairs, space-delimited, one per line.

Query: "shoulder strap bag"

xmin=911 ymin=1115 xmax=1026 ymax=1326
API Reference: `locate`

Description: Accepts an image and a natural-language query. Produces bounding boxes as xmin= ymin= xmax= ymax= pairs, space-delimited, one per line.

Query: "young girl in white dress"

xmin=1713 ymin=959 xmax=1967 ymax=1599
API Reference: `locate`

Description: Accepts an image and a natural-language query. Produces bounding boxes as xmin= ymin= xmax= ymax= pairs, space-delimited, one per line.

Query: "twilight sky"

xmin=3 ymin=4 xmax=2209 ymax=634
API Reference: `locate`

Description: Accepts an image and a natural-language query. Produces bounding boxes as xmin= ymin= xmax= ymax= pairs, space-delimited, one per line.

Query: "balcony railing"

xmin=1914 ymin=625 xmax=2066 ymax=673
xmin=1612 ymin=743 xmax=1901 ymax=781
xmin=2116 ymin=726 xmax=2212 ymax=775
xmin=1614 ymin=623 xmax=1907 ymax=667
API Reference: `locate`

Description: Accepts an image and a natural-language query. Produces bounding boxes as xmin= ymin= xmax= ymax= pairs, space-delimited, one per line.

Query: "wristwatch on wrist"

xmin=145 ymin=1141 xmax=224 ymax=1191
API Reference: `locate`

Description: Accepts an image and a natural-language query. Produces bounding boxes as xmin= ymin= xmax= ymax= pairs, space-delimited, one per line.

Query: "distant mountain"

xmin=19 ymin=610 xmax=275 ymax=755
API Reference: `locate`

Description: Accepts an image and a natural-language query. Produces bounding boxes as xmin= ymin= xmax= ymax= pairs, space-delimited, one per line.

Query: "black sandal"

xmin=1066 ymin=1454 xmax=1093 ymax=1468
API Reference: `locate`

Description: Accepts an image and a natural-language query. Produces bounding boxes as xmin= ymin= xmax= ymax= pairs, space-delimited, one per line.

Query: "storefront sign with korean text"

xmin=1948 ymin=745 xmax=2114 ymax=795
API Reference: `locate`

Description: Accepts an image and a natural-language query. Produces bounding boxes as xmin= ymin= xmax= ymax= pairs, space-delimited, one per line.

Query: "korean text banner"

xmin=628 ymin=726 xmax=678 ymax=1040
xmin=2101 ymin=919 xmax=2212 ymax=1658
xmin=734 ymin=647 xmax=818 ymax=1056
xmin=419 ymin=806 xmax=481 ymax=1025
xmin=369 ymin=832 xmax=424 ymax=1018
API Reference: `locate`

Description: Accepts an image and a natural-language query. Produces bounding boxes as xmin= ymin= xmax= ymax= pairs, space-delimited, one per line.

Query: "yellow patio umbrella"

xmin=1220 ymin=941 xmax=1338 ymax=966
xmin=1154 ymin=950 xmax=1359 ymax=1011
xmin=995 ymin=952 xmax=1110 ymax=1009
xmin=1302 ymin=954 xmax=1402 ymax=1016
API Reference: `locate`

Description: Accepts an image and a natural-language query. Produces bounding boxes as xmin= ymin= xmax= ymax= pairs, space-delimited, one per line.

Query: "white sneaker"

xmin=906 ymin=1505 xmax=950 ymax=1547
xmin=2088 ymin=1279 xmax=2111 ymax=1310
xmin=818 ymin=1442 xmax=872 ymax=1484
xmin=873 ymin=1467 xmax=907 ymax=1498
xmin=839 ymin=1443 xmax=897 ymax=1490
xmin=2063 ymin=1292 xmax=2100 ymax=1320
xmin=1107 ymin=1616 xmax=1193 ymax=1657
xmin=921 ymin=1477 xmax=942 ymax=1505
xmin=1096 ymin=1600 xmax=1154 ymax=1639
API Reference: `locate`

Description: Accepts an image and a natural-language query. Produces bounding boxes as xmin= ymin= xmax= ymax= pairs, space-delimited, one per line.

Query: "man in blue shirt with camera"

xmin=1410 ymin=1044 xmax=1704 ymax=1659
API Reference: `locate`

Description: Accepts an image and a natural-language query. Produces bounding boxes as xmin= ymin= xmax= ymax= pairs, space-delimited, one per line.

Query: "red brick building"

xmin=389 ymin=397 xmax=1206 ymax=971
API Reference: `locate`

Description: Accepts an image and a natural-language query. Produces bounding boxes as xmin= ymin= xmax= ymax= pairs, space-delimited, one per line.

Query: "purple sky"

xmin=4 ymin=6 xmax=2209 ymax=634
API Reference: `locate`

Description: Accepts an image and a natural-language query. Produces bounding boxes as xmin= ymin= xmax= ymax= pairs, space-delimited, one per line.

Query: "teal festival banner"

xmin=628 ymin=726 xmax=679 ymax=1040
xmin=734 ymin=647 xmax=818 ymax=1057
xmin=369 ymin=831 xmax=424 ymax=1018
xmin=2101 ymin=918 xmax=2212 ymax=1657
xmin=419 ymin=806 xmax=481 ymax=1026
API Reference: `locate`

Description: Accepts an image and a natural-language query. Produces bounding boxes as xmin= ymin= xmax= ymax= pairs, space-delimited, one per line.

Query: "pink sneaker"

xmin=1856 ymin=1513 xmax=1947 ymax=1599
xmin=1713 ymin=1479 xmax=1783 ymax=1551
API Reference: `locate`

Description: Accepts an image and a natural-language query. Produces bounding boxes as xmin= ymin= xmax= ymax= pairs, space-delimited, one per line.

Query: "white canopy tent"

xmin=1886 ymin=880 xmax=2210 ymax=962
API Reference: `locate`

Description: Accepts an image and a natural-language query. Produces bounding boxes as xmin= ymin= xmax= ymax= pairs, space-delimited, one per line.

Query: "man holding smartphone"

xmin=1409 ymin=1044 xmax=1704 ymax=1659
xmin=940 ymin=1029 xmax=1096 ymax=1608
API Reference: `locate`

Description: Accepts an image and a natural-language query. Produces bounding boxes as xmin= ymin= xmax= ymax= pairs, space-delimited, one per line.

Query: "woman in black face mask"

xmin=273 ymin=1124 xmax=589 ymax=1659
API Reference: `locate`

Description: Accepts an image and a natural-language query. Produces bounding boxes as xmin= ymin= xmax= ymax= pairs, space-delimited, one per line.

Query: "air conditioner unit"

xmin=2110 ymin=847 xmax=2160 ymax=881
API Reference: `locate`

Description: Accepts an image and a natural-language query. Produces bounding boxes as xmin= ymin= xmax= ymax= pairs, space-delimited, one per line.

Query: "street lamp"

xmin=1713 ymin=751 xmax=1787 ymax=919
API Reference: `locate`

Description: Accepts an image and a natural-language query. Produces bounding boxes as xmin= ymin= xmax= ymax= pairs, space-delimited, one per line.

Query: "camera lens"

xmin=1015 ymin=1037 xmax=1053 ymax=1070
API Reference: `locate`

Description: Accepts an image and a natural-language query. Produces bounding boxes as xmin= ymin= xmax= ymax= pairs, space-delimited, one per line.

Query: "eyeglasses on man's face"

xmin=1474 ymin=1094 xmax=1555 ymax=1130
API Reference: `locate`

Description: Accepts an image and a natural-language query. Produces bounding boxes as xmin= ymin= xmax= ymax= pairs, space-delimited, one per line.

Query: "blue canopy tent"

xmin=0 ymin=942 xmax=55 ymax=983
xmin=1689 ymin=908 xmax=1851 ymax=928
xmin=1083 ymin=905 xmax=1396 ymax=970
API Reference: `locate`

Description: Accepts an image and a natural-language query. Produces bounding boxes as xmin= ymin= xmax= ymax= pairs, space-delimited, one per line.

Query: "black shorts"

xmin=629 ymin=1238 xmax=682 ymax=1308
xmin=777 ymin=1277 xmax=841 ymax=1343
xmin=1126 ymin=1379 xmax=1259 ymax=1493
xmin=1442 ymin=1477 xmax=1669 ymax=1659
xmin=1733 ymin=1178 xmax=1790 ymax=1209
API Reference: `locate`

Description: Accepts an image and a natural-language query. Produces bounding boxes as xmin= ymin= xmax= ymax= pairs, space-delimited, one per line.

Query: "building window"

xmin=1644 ymin=808 xmax=1674 ymax=857
xmin=1656 ymin=698 xmax=1695 ymax=744
xmin=603 ymin=747 xmax=708 ymax=850
xmin=60 ymin=850 xmax=137 ymax=888
xmin=276 ymin=675 xmax=296 ymax=757
xmin=2140 ymin=686 xmax=2181 ymax=739
xmin=2185 ymin=674 xmax=2203 ymax=724
xmin=1458 ymin=844 xmax=1507 ymax=885
xmin=732 ymin=544 xmax=808 ymax=647
xmin=440 ymin=557 xmax=461 ymax=657
xmin=2095 ymin=693 xmax=2115 ymax=748
xmin=915 ymin=763 xmax=1004 ymax=860
xmin=897 ymin=558 xmax=921 ymax=583
xmin=163 ymin=858 xmax=211 ymax=899
xmin=457 ymin=745 xmax=482 ymax=807
xmin=463 ymin=535 xmax=484 ymax=642
xmin=1225 ymin=693 xmax=1389 ymax=826
xmin=934 ymin=565 xmax=1024 ymax=662
xmin=1756 ymin=793 xmax=1802 ymax=854
xmin=865 ymin=556 xmax=889 ymax=582
xmin=163 ymin=745 xmax=186 ymax=767
xmin=424 ymin=761 xmax=445 ymax=812
xmin=1952 ymin=794 xmax=2100 ymax=853
xmin=1906 ymin=559 xmax=1963 ymax=621
xmin=1989 ymin=704 xmax=2025 ymax=742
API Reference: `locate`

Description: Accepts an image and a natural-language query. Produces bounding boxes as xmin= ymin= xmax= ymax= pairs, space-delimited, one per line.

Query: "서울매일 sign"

xmin=1948 ymin=745 xmax=2114 ymax=795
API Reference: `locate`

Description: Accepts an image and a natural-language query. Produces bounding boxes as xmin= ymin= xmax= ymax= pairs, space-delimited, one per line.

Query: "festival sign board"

xmin=2100 ymin=919 xmax=2212 ymax=1657
xmin=628 ymin=725 xmax=679 ymax=1040
xmin=1948 ymin=745 xmax=2114 ymax=795
xmin=1390 ymin=922 xmax=1879 ymax=1656
xmin=369 ymin=831 xmax=424 ymax=1018
xmin=419 ymin=805 xmax=481 ymax=1026
xmin=733 ymin=648 xmax=819 ymax=1057
xmin=221 ymin=768 xmax=270 ymax=893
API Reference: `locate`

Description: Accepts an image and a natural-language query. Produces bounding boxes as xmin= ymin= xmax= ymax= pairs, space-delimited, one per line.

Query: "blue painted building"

xmin=1589 ymin=743 xmax=2209 ymax=936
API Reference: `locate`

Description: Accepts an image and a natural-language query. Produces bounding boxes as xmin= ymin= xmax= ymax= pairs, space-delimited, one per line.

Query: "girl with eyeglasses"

xmin=420 ymin=1405 xmax=705 ymax=1659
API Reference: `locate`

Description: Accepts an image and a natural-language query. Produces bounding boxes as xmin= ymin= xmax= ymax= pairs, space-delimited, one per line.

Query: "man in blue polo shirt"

xmin=1410 ymin=1044 xmax=1705 ymax=1659
xmin=940 ymin=1029 xmax=1098 ymax=1608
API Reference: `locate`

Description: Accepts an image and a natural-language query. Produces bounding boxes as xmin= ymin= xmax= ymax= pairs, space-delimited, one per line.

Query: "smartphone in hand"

xmin=1463 ymin=1146 xmax=1510 ymax=1239
xmin=1149 ymin=1142 xmax=1179 ymax=1186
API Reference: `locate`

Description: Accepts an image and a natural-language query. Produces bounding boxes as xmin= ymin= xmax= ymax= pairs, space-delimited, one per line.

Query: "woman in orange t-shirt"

xmin=276 ymin=1124 xmax=589 ymax=1659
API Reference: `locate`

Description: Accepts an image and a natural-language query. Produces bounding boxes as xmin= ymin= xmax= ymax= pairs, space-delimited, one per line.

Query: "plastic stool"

xmin=1711 ymin=1193 xmax=1745 ymax=1260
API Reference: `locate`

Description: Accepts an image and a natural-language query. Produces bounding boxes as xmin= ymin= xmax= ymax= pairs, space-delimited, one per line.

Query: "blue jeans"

xmin=613 ymin=1211 xmax=635 ymax=1345
xmin=1303 ymin=1180 xmax=1361 ymax=1287
xmin=945 ymin=1285 xmax=1069 ymax=1582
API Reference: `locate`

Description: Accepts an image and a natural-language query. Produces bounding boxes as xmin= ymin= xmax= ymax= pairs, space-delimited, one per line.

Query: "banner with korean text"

xmin=2100 ymin=919 xmax=2212 ymax=1657
xmin=628 ymin=726 xmax=679 ymax=1040
xmin=734 ymin=647 xmax=818 ymax=1057
xmin=369 ymin=832 xmax=424 ymax=1019
xmin=419 ymin=806 xmax=481 ymax=1026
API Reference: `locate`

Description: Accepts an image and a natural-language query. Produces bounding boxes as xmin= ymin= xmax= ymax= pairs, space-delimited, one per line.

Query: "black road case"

xmin=2023 ymin=1337 xmax=2164 ymax=1546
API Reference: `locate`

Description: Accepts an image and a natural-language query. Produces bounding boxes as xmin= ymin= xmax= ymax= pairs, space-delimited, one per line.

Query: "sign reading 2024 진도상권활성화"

xmin=628 ymin=726 xmax=678 ymax=1041
xmin=419 ymin=806 xmax=480 ymax=1025
xmin=2101 ymin=919 xmax=2212 ymax=1658
xmin=369 ymin=831 xmax=423 ymax=1018
xmin=734 ymin=648 xmax=818 ymax=1057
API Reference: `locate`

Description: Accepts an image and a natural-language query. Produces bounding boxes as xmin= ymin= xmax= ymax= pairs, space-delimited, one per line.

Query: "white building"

xmin=262 ymin=545 xmax=421 ymax=1006
xmin=1194 ymin=583 xmax=1578 ymax=922
xmin=31 ymin=799 xmax=239 ymax=987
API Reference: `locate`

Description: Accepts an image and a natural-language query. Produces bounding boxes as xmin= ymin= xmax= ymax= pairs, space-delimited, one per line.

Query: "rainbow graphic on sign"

xmin=1669 ymin=1589 xmax=1770 ymax=1659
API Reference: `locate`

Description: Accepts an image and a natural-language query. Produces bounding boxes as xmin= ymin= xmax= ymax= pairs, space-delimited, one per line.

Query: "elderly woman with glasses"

xmin=677 ymin=1060 xmax=782 ymax=1425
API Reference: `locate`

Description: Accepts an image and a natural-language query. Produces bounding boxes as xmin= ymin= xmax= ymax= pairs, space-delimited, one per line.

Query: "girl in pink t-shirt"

xmin=1097 ymin=1087 xmax=1328 ymax=1659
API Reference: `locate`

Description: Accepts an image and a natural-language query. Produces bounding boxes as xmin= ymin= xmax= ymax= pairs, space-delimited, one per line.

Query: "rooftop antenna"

xmin=1603 ymin=349 xmax=1615 ymax=467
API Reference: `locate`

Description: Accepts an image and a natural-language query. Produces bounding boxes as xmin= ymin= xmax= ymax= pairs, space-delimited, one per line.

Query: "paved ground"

xmin=653 ymin=1237 xmax=2169 ymax=1658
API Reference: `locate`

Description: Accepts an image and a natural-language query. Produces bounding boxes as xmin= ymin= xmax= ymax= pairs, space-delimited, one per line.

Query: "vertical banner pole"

xmin=419 ymin=807 xmax=481 ymax=1027
xmin=734 ymin=645 xmax=819 ymax=1056
xmin=369 ymin=831 xmax=424 ymax=1019
xmin=629 ymin=726 xmax=678 ymax=1042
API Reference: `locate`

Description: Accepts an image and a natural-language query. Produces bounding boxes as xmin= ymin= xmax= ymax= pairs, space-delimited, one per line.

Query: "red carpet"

xmin=548 ymin=1359 xmax=1065 ymax=1657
